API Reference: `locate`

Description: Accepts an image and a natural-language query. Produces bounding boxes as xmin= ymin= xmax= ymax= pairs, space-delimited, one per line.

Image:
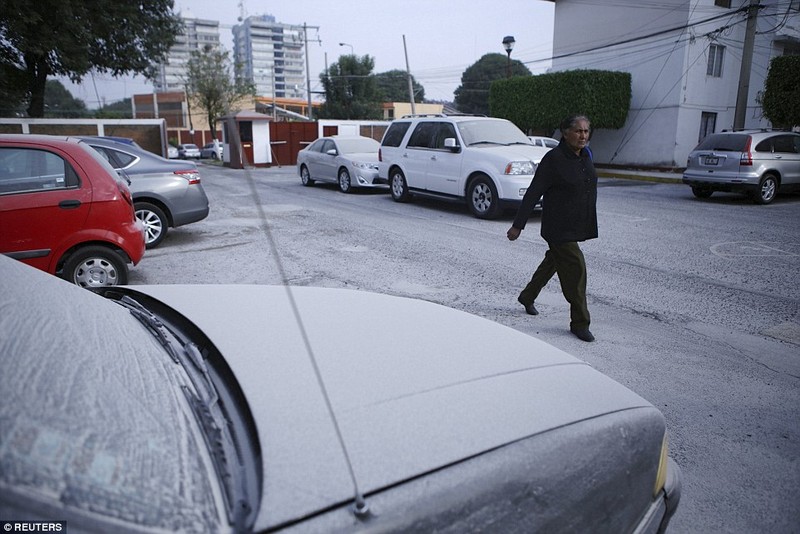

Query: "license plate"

xmin=704 ymin=156 xmax=719 ymax=165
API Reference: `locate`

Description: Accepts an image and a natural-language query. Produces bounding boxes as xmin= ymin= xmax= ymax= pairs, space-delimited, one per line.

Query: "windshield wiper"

xmin=468 ymin=140 xmax=501 ymax=146
xmin=120 ymin=295 xmax=180 ymax=362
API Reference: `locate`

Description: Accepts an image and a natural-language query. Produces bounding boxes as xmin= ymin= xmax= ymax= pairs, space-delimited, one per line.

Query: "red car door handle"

xmin=59 ymin=200 xmax=81 ymax=209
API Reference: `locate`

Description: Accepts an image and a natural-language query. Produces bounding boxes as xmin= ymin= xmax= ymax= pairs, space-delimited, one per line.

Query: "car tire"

xmin=390 ymin=168 xmax=411 ymax=202
xmin=62 ymin=246 xmax=128 ymax=287
xmin=300 ymin=165 xmax=315 ymax=186
xmin=338 ymin=168 xmax=352 ymax=193
xmin=753 ymin=173 xmax=778 ymax=205
xmin=135 ymin=201 xmax=168 ymax=249
xmin=691 ymin=186 xmax=713 ymax=199
xmin=467 ymin=175 xmax=500 ymax=219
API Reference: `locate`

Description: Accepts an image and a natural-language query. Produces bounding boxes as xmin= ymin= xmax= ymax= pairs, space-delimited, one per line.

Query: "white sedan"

xmin=297 ymin=135 xmax=385 ymax=193
xmin=0 ymin=255 xmax=681 ymax=533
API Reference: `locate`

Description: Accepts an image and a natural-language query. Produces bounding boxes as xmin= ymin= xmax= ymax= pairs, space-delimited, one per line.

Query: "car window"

xmin=307 ymin=139 xmax=324 ymax=152
xmin=335 ymin=138 xmax=380 ymax=154
xmin=407 ymin=122 xmax=438 ymax=148
xmin=382 ymin=122 xmax=411 ymax=147
xmin=543 ymin=138 xmax=559 ymax=148
xmin=771 ymin=135 xmax=797 ymax=154
xmin=321 ymin=140 xmax=335 ymax=154
xmin=457 ymin=119 xmax=529 ymax=146
xmin=432 ymin=123 xmax=458 ymax=149
xmin=694 ymin=133 xmax=749 ymax=152
xmin=0 ymin=147 xmax=78 ymax=194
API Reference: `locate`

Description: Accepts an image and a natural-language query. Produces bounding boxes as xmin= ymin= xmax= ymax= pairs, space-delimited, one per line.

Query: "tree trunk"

xmin=25 ymin=53 xmax=49 ymax=118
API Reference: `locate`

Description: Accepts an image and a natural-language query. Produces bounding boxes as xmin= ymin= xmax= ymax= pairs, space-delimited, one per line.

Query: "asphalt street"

xmin=130 ymin=162 xmax=800 ymax=533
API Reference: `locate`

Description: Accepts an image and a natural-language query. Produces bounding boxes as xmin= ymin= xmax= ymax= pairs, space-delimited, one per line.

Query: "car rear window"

xmin=695 ymin=133 xmax=749 ymax=152
xmin=381 ymin=122 xmax=411 ymax=147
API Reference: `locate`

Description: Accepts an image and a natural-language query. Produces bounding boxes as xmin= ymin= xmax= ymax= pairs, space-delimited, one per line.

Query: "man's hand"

xmin=507 ymin=226 xmax=521 ymax=241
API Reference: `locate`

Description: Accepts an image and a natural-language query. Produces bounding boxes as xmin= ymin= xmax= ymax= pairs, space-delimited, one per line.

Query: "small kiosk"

xmin=219 ymin=110 xmax=272 ymax=169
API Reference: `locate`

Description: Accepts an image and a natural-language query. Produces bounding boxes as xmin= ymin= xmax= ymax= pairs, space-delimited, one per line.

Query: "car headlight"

xmin=654 ymin=432 xmax=669 ymax=497
xmin=352 ymin=161 xmax=378 ymax=170
xmin=505 ymin=161 xmax=536 ymax=175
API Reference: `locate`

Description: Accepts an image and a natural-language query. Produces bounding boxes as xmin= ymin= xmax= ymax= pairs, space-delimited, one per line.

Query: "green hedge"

xmin=490 ymin=69 xmax=631 ymax=134
xmin=760 ymin=55 xmax=800 ymax=129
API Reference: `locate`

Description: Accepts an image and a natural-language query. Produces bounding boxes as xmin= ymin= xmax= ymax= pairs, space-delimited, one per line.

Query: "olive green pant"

xmin=518 ymin=241 xmax=590 ymax=329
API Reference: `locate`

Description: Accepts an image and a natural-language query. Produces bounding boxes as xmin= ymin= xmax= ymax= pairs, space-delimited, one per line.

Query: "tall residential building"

xmin=549 ymin=0 xmax=800 ymax=167
xmin=153 ymin=17 xmax=222 ymax=93
xmin=232 ymin=14 xmax=306 ymax=100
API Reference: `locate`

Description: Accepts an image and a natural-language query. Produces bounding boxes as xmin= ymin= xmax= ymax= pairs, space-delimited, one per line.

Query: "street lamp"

xmin=339 ymin=42 xmax=354 ymax=55
xmin=502 ymin=35 xmax=515 ymax=78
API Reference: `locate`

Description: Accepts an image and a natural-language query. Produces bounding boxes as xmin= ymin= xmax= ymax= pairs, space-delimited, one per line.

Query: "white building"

xmin=232 ymin=14 xmax=307 ymax=100
xmin=153 ymin=17 xmax=221 ymax=93
xmin=550 ymin=0 xmax=800 ymax=167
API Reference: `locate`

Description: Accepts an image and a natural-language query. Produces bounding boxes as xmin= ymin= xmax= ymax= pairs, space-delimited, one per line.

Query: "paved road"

xmin=130 ymin=163 xmax=800 ymax=533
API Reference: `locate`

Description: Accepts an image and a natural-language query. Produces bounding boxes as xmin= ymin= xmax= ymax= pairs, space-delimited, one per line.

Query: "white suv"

xmin=378 ymin=114 xmax=552 ymax=219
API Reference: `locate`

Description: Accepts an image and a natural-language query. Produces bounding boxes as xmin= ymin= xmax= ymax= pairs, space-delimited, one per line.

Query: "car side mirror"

xmin=326 ymin=149 xmax=338 ymax=156
xmin=444 ymin=138 xmax=460 ymax=152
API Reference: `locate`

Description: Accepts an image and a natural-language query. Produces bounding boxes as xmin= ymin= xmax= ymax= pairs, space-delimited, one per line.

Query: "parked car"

xmin=682 ymin=130 xmax=800 ymax=204
xmin=379 ymin=114 xmax=551 ymax=218
xmin=81 ymin=136 xmax=210 ymax=248
xmin=200 ymin=141 xmax=223 ymax=160
xmin=0 ymin=254 xmax=681 ymax=533
xmin=167 ymin=144 xmax=180 ymax=159
xmin=178 ymin=143 xmax=202 ymax=159
xmin=298 ymin=135 xmax=384 ymax=193
xmin=0 ymin=134 xmax=145 ymax=286
xmin=528 ymin=135 xmax=560 ymax=149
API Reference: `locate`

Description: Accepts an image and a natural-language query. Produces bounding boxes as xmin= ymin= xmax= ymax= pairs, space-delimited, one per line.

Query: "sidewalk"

xmin=595 ymin=166 xmax=683 ymax=184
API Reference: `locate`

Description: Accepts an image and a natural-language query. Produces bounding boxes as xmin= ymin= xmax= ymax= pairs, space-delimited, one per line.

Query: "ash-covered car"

xmin=297 ymin=135 xmax=384 ymax=193
xmin=0 ymin=255 xmax=681 ymax=533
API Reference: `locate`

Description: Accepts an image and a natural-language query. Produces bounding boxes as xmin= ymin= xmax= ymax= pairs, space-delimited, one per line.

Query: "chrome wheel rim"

xmin=73 ymin=258 xmax=119 ymax=287
xmin=136 ymin=208 xmax=163 ymax=246
xmin=472 ymin=183 xmax=492 ymax=213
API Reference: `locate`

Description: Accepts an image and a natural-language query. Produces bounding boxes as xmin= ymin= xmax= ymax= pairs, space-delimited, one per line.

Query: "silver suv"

xmin=682 ymin=130 xmax=800 ymax=204
xmin=378 ymin=114 xmax=551 ymax=219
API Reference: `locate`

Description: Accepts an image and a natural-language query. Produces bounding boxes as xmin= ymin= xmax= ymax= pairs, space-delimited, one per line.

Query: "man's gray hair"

xmin=559 ymin=114 xmax=590 ymax=134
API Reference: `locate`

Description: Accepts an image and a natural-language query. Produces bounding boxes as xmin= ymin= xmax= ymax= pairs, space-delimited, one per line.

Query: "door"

xmin=0 ymin=147 xmax=90 ymax=272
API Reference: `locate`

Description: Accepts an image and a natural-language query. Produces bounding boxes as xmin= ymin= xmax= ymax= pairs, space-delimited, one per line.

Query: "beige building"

xmin=382 ymin=102 xmax=444 ymax=121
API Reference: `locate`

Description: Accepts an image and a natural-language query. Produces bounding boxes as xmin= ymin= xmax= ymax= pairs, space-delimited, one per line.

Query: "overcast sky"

xmin=62 ymin=0 xmax=555 ymax=108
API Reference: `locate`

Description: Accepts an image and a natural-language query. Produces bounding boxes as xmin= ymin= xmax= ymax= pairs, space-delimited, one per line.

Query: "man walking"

xmin=507 ymin=115 xmax=598 ymax=342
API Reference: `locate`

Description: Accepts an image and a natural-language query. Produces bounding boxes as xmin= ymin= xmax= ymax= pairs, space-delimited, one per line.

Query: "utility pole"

xmin=403 ymin=35 xmax=416 ymax=115
xmin=734 ymin=0 xmax=759 ymax=130
xmin=304 ymin=23 xmax=313 ymax=121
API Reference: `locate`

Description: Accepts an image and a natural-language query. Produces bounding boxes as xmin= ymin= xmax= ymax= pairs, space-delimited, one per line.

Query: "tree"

xmin=185 ymin=45 xmax=255 ymax=138
xmin=43 ymin=80 xmax=87 ymax=118
xmin=0 ymin=0 xmax=182 ymax=117
xmin=759 ymin=55 xmax=800 ymax=129
xmin=375 ymin=69 xmax=425 ymax=103
xmin=454 ymin=53 xmax=531 ymax=115
xmin=318 ymin=55 xmax=382 ymax=120
xmin=95 ymin=98 xmax=133 ymax=119
xmin=490 ymin=70 xmax=631 ymax=135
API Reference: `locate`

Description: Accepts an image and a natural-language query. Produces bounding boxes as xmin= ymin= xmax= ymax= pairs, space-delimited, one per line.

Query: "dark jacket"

xmin=512 ymin=140 xmax=598 ymax=245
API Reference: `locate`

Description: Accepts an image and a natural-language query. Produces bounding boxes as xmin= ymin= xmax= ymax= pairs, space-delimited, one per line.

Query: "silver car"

xmin=178 ymin=143 xmax=202 ymax=159
xmin=82 ymin=137 xmax=210 ymax=248
xmin=0 ymin=255 xmax=681 ymax=533
xmin=298 ymin=135 xmax=384 ymax=193
xmin=682 ymin=130 xmax=800 ymax=204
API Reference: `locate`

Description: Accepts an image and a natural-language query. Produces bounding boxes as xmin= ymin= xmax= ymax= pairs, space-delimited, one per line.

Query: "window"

xmin=382 ymin=122 xmax=411 ymax=147
xmin=707 ymin=44 xmax=724 ymax=77
xmin=714 ymin=0 xmax=731 ymax=7
xmin=432 ymin=123 xmax=458 ymax=149
xmin=0 ymin=148 xmax=77 ymax=194
xmin=699 ymin=112 xmax=717 ymax=143
xmin=407 ymin=122 xmax=438 ymax=148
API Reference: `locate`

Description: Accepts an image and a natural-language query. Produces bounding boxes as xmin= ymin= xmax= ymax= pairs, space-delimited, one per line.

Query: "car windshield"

xmin=335 ymin=138 xmax=380 ymax=154
xmin=694 ymin=134 xmax=749 ymax=152
xmin=457 ymin=119 xmax=530 ymax=146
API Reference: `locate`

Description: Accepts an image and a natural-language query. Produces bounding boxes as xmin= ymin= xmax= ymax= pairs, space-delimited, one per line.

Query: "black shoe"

xmin=570 ymin=327 xmax=595 ymax=342
xmin=517 ymin=297 xmax=538 ymax=316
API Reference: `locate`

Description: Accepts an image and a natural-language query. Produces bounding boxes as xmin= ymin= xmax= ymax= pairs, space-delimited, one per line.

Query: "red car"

xmin=0 ymin=134 xmax=145 ymax=286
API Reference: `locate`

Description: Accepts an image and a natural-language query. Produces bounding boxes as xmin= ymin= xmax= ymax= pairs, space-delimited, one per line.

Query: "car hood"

xmin=468 ymin=143 xmax=552 ymax=163
xmin=342 ymin=151 xmax=379 ymax=162
xmin=130 ymin=284 xmax=652 ymax=531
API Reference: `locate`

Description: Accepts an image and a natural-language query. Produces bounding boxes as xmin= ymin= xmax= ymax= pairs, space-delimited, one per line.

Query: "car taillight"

xmin=740 ymin=137 xmax=753 ymax=166
xmin=175 ymin=169 xmax=201 ymax=184
xmin=118 ymin=183 xmax=133 ymax=206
